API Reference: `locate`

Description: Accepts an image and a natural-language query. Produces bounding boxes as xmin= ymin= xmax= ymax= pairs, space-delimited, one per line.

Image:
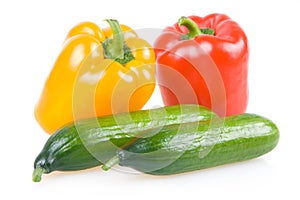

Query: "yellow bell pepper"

xmin=34 ymin=19 xmax=156 ymax=134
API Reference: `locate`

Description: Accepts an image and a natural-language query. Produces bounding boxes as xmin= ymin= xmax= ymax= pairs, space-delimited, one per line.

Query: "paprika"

xmin=154 ymin=14 xmax=249 ymax=116
xmin=35 ymin=19 xmax=155 ymax=134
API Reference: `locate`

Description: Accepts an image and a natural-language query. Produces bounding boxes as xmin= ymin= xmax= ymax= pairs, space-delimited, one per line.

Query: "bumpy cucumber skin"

xmin=117 ymin=113 xmax=280 ymax=175
xmin=34 ymin=104 xmax=217 ymax=174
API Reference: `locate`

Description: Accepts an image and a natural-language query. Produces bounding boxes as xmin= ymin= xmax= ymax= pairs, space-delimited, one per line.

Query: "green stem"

xmin=102 ymin=156 xmax=120 ymax=171
xmin=32 ymin=167 xmax=47 ymax=182
xmin=104 ymin=19 xmax=125 ymax=60
xmin=102 ymin=19 xmax=134 ymax=65
xmin=178 ymin=16 xmax=214 ymax=40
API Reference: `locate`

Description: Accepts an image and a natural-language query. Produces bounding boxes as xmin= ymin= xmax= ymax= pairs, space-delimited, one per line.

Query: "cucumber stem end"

xmin=32 ymin=167 xmax=47 ymax=182
xmin=102 ymin=156 xmax=120 ymax=171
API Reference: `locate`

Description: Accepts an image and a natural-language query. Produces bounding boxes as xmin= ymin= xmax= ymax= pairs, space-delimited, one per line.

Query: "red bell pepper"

xmin=154 ymin=14 xmax=249 ymax=116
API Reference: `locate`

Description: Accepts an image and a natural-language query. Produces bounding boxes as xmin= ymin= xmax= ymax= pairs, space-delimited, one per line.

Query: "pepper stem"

xmin=102 ymin=156 xmax=120 ymax=171
xmin=32 ymin=167 xmax=47 ymax=182
xmin=102 ymin=19 xmax=135 ymax=65
xmin=178 ymin=16 xmax=214 ymax=40
xmin=104 ymin=19 xmax=125 ymax=60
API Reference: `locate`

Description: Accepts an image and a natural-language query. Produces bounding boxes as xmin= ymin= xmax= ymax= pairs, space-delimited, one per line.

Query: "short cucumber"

xmin=32 ymin=104 xmax=217 ymax=182
xmin=103 ymin=113 xmax=279 ymax=175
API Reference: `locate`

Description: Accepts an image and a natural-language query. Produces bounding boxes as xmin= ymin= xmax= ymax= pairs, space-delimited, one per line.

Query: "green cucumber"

xmin=32 ymin=104 xmax=217 ymax=182
xmin=102 ymin=113 xmax=279 ymax=175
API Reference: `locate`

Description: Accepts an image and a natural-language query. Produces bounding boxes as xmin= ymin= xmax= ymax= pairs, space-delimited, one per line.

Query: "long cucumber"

xmin=102 ymin=113 xmax=279 ymax=175
xmin=32 ymin=104 xmax=217 ymax=182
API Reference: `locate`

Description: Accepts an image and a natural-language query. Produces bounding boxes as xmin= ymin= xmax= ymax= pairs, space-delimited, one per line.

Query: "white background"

xmin=1 ymin=0 xmax=299 ymax=199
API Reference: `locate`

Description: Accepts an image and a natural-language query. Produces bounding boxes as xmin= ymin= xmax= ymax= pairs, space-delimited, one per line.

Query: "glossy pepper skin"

xmin=154 ymin=14 xmax=249 ymax=116
xmin=35 ymin=20 xmax=155 ymax=134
